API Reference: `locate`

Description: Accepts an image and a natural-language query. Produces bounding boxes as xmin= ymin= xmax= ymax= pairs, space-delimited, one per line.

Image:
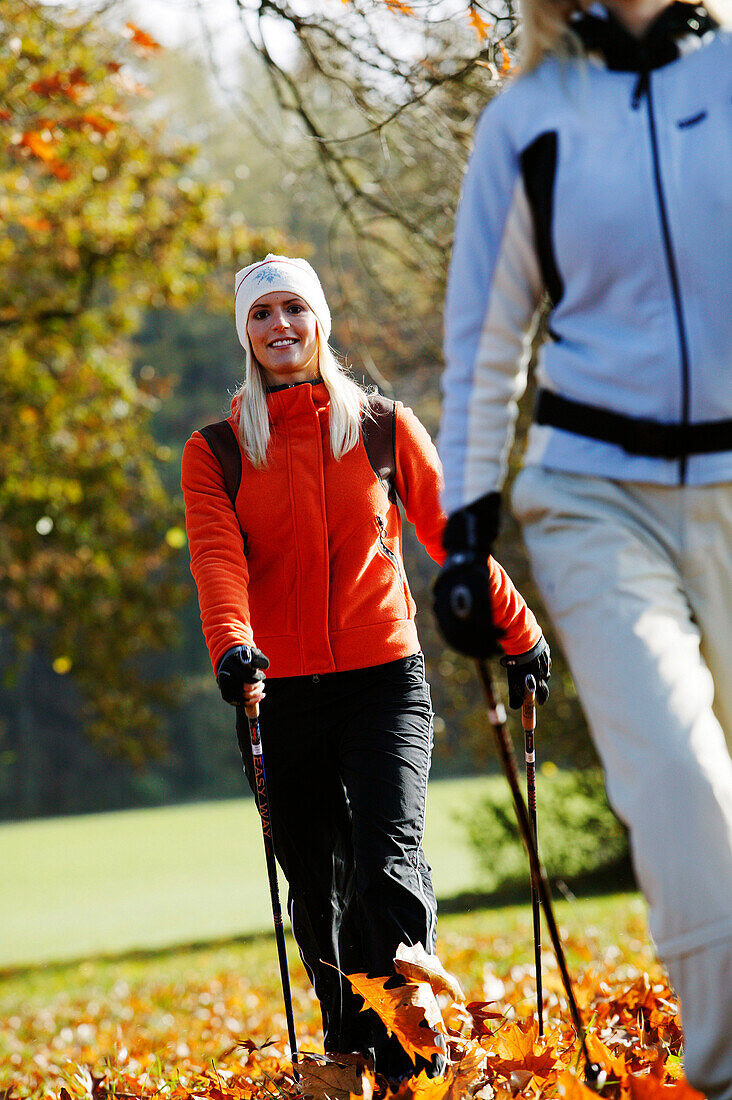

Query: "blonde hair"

xmin=519 ymin=0 xmax=731 ymax=72
xmin=235 ymin=328 xmax=366 ymax=468
xmin=519 ymin=0 xmax=583 ymax=72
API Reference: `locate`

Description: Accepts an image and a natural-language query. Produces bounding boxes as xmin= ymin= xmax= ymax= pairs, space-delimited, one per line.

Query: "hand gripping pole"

xmin=522 ymin=675 xmax=544 ymax=1035
xmin=475 ymin=660 xmax=602 ymax=1086
xmin=245 ymin=700 xmax=300 ymax=1082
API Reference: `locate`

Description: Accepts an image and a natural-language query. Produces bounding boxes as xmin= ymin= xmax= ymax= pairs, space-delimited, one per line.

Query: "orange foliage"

xmin=29 ymin=68 xmax=89 ymax=101
xmin=468 ymin=6 xmax=492 ymax=40
xmin=0 ymin=935 xmax=704 ymax=1100
xmin=124 ymin=23 xmax=162 ymax=51
xmin=347 ymin=972 xmax=447 ymax=1064
xmin=383 ymin=0 xmax=415 ymax=14
xmin=17 ymin=131 xmax=71 ymax=178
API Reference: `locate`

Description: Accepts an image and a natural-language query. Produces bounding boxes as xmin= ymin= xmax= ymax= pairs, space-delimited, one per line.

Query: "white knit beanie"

xmin=234 ymin=254 xmax=332 ymax=349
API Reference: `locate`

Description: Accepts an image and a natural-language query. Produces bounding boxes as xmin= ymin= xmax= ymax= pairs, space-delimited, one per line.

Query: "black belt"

xmin=534 ymin=388 xmax=732 ymax=459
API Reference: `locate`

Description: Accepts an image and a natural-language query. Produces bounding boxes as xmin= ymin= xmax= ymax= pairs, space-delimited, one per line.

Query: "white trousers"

xmin=512 ymin=467 xmax=732 ymax=1099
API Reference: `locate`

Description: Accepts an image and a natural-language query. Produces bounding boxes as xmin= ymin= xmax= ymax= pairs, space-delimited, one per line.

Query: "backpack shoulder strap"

xmin=198 ymin=419 xmax=242 ymax=509
xmin=362 ymin=393 xmax=397 ymax=502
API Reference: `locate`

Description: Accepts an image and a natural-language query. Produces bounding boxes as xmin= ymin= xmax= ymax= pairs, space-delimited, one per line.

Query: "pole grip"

xmin=245 ymin=701 xmax=259 ymax=719
xmin=522 ymin=673 xmax=537 ymax=733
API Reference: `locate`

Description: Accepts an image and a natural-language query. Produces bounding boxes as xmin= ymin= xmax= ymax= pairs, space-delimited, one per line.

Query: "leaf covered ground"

xmin=0 ymin=897 xmax=703 ymax=1100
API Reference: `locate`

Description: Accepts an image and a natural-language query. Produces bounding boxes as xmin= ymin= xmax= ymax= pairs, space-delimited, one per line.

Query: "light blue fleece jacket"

xmin=438 ymin=21 xmax=732 ymax=513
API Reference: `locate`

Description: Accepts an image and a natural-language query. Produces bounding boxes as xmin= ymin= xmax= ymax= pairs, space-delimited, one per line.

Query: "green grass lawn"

xmin=0 ymin=776 xmax=501 ymax=970
xmin=0 ymin=890 xmax=651 ymax=1023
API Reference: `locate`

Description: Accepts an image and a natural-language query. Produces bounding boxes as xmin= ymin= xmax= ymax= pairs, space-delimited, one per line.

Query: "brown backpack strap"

xmin=362 ymin=393 xmax=397 ymax=502
xmin=199 ymin=419 xmax=244 ymax=512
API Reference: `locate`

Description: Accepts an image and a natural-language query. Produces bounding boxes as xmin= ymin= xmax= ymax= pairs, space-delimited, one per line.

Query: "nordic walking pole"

xmin=475 ymin=659 xmax=602 ymax=1086
xmin=244 ymin=698 xmax=300 ymax=1082
xmin=522 ymin=674 xmax=544 ymax=1035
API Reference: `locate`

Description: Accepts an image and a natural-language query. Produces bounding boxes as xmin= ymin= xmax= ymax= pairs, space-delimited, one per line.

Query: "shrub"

xmin=465 ymin=766 xmax=629 ymax=894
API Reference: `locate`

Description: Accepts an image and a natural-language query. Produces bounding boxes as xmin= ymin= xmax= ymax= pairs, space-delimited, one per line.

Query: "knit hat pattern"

xmin=234 ymin=254 xmax=332 ymax=349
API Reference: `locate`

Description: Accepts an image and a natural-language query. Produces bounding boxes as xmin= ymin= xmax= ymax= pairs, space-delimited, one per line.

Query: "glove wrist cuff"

xmin=216 ymin=644 xmax=250 ymax=678
xmin=500 ymin=635 xmax=547 ymax=668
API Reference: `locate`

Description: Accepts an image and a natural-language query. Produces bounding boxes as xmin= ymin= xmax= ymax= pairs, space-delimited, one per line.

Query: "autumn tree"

xmin=0 ymin=1 xmax=286 ymax=763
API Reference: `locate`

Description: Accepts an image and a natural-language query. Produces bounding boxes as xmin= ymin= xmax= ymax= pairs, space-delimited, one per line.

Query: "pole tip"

xmin=584 ymin=1062 xmax=607 ymax=1091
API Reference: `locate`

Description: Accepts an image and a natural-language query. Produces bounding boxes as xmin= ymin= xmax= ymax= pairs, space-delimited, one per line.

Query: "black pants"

xmin=235 ymin=653 xmax=441 ymax=1080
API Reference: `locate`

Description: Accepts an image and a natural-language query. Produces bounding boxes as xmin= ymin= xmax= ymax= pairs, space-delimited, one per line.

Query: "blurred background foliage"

xmin=0 ymin=0 xmax=598 ymax=826
xmin=465 ymin=767 xmax=629 ymax=895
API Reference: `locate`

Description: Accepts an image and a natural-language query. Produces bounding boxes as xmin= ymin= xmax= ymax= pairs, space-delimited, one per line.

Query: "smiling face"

xmin=246 ymin=292 xmax=320 ymax=386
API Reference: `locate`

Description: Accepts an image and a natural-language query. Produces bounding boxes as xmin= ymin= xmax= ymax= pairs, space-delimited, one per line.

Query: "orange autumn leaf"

xmin=19 ymin=130 xmax=58 ymax=163
xmin=298 ymin=1052 xmax=376 ymax=1099
xmin=346 ymin=972 xmax=446 ymax=1064
xmin=468 ymin=6 xmax=491 ymax=40
xmin=30 ymin=67 xmax=88 ymax=101
xmin=395 ymin=942 xmax=465 ymax=1002
xmin=558 ymin=1069 xmax=607 ymax=1100
xmin=124 ymin=22 xmax=162 ymax=51
xmin=81 ymin=110 xmax=118 ymax=134
xmin=630 ymin=1073 xmax=706 ymax=1100
xmin=465 ymin=1001 xmax=504 ymax=1039
xmin=485 ymin=1019 xmax=559 ymax=1077
xmin=18 ymin=130 xmax=71 ymax=178
xmin=18 ymin=215 xmax=53 ymax=232
xmin=585 ymin=1032 xmax=630 ymax=1080
xmin=384 ymin=0 xmax=415 ymax=14
xmin=389 ymin=1068 xmax=451 ymax=1098
xmin=444 ymin=1042 xmax=490 ymax=1098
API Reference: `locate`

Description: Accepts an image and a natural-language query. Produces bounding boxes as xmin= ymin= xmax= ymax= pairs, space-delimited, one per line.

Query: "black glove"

xmin=433 ymin=493 xmax=503 ymax=659
xmin=500 ymin=636 xmax=551 ymax=710
xmin=216 ymin=645 xmax=270 ymax=706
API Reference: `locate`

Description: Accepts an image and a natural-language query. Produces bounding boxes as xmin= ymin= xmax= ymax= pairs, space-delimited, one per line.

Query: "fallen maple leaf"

xmin=586 ymin=1032 xmax=629 ymax=1081
xmin=395 ymin=943 xmax=465 ymax=1002
xmin=485 ymin=1019 xmax=559 ymax=1078
xmin=630 ymin=1073 xmax=706 ymax=1100
xmin=558 ymin=1069 xmax=605 ymax=1100
xmin=388 ymin=1070 xmax=450 ymax=1098
xmin=444 ymin=1042 xmax=490 ymax=1099
xmin=346 ymin=973 xmax=446 ymax=1064
xmin=298 ymin=1051 xmax=375 ymax=1099
xmin=218 ymin=1035 xmax=275 ymax=1059
xmin=465 ymin=1001 xmax=505 ymax=1040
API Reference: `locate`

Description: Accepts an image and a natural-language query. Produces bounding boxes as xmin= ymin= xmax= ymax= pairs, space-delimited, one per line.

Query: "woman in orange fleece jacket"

xmin=182 ymin=255 xmax=549 ymax=1082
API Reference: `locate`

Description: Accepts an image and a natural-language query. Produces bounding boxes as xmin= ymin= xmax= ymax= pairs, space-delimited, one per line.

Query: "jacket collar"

xmin=265 ymin=378 xmax=330 ymax=423
xmin=266 ymin=377 xmax=322 ymax=394
xmin=572 ymin=2 xmax=716 ymax=72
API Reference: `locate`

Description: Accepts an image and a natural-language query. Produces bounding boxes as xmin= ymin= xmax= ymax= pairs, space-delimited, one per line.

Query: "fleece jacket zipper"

xmin=635 ymin=69 xmax=692 ymax=483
